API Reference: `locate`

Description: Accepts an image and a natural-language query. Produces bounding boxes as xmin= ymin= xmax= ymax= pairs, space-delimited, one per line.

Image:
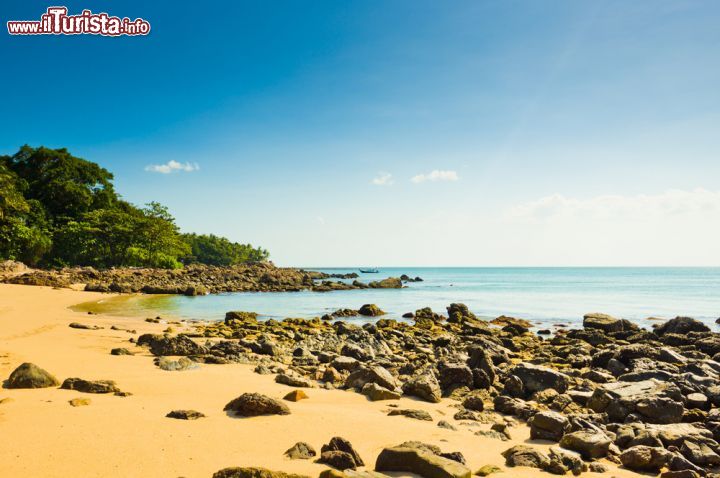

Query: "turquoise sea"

xmin=102 ymin=267 xmax=720 ymax=330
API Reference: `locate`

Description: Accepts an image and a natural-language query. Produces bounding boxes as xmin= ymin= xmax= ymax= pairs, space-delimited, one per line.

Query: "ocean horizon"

xmin=92 ymin=266 xmax=720 ymax=330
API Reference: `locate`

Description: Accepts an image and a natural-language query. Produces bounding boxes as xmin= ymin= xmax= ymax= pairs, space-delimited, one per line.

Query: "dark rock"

xmin=620 ymin=445 xmax=673 ymax=472
xmin=166 ymin=409 xmax=205 ymax=420
xmin=319 ymin=451 xmax=357 ymax=470
xmin=69 ymin=322 xmax=102 ymax=330
xmin=136 ymin=333 xmax=208 ymax=356
xmin=559 ymin=430 xmax=612 ymax=459
xmin=375 ymin=443 xmax=471 ymax=478
xmin=223 ymin=393 xmax=290 ymax=416
xmin=387 ymin=409 xmax=433 ymax=421
xmin=655 ymin=317 xmax=710 ymax=336
xmin=275 ymin=373 xmax=313 ymax=388
xmin=528 ymin=411 xmax=570 ymax=442
xmin=345 ymin=365 xmax=399 ymax=392
xmin=284 ymin=441 xmax=316 ymax=460
xmin=110 ymin=348 xmax=133 ymax=356
xmin=6 ymin=363 xmax=59 ymax=389
xmin=438 ymin=362 xmax=473 ymax=392
xmin=60 ymin=378 xmax=120 ymax=394
xmin=212 ymin=467 xmax=309 ymax=478
xmin=461 ymin=395 xmax=485 ymax=412
xmin=362 ymin=382 xmax=401 ymax=401
xmin=510 ymin=363 xmax=569 ymax=394
xmin=402 ymin=372 xmax=442 ymax=403
xmin=502 ymin=445 xmax=549 ymax=469
xmin=358 ymin=304 xmax=385 ymax=317
xmin=320 ymin=437 xmax=364 ymax=468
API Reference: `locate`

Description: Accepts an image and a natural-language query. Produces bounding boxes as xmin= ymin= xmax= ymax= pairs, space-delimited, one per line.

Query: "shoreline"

xmin=0 ymin=283 xmax=706 ymax=477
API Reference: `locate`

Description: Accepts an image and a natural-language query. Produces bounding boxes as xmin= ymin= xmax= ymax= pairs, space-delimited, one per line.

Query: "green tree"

xmin=7 ymin=146 xmax=117 ymax=223
xmin=181 ymin=233 xmax=269 ymax=266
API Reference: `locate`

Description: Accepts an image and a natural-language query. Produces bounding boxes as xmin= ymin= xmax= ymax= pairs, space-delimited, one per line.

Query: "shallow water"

xmin=77 ymin=267 xmax=720 ymax=330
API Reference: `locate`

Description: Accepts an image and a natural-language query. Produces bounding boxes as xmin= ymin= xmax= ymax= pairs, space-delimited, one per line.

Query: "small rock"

xmin=69 ymin=398 xmax=91 ymax=407
xmin=166 ymin=409 xmax=205 ymax=420
xmin=224 ymin=393 xmax=290 ymax=416
xmin=110 ymin=348 xmax=133 ymax=356
xmin=275 ymin=373 xmax=313 ymax=388
xmin=362 ymin=383 xmax=401 ymax=401
xmin=69 ymin=322 xmax=102 ymax=330
xmin=387 ymin=409 xmax=433 ymax=421
xmin=283 ymin=390 xmax=308 ymax=402
xmin=475 ymin=465 xmax=502 ymax=476
xmin=284 ymin=442 xmax=316 ymax=460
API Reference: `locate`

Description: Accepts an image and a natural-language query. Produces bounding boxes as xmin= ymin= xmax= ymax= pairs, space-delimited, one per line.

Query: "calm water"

xmin=90 ymin=267 xmax=720 ymax=329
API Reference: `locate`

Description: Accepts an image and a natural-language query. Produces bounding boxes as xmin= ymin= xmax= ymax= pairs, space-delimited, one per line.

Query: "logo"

xmin=7 ymin=6 xmax=151 ymax=36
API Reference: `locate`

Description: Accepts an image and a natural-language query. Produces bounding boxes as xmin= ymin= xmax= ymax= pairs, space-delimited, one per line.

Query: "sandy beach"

xmin=0 ymin=284 xmax=639 ymax=478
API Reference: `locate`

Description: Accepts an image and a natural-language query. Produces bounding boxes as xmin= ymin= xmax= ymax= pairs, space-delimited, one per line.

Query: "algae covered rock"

xmin=60 ymin=378 xmax=121 ymax=394
xmin=375 ymin=443 xmax=471 ymax=478
xmin=6 ymin=363 xmax=59 ymax=389
xmin=358 ymin=304 xmax=385 ymax=317
xmin=212 ymin=467 xmax=310 ymax=478
xmin=223 ymin=392 xmax=290 ymax=416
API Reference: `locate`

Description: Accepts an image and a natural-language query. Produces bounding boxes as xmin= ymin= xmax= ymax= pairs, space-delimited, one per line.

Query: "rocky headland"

xmin=0 ymin=261 xmax=409 ymax=295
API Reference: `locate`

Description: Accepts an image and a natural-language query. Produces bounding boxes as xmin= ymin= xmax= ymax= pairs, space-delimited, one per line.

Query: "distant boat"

xmin=359 ymin=268 xmax=379 ymax=273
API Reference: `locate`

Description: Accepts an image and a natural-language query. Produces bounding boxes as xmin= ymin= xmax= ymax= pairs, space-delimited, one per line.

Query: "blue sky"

xmin=2 ymin=1 xmax=720 ymax=266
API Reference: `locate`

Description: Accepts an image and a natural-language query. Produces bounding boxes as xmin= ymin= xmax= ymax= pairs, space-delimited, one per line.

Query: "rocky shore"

xmin=4 ymin=282 xmax=719 ymax=478
xmin=0 ymin=261 xmax=408 ymax=295
xmin=122 ymin=306 xmax=720 ymax=477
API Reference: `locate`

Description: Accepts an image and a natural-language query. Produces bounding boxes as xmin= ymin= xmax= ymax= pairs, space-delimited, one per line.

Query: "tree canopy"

xmin=0 ymin=146 xmax=268 ymax=268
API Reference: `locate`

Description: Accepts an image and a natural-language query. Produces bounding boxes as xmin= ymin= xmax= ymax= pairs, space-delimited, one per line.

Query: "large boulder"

xmin=437 ymin=363 xmax=473 ymax=392
xmin=587 ymin=379 xmax=684 ymax=424
xmin=284 ymin=442 xmax=316 ymax=460
xmin=358 ymin=304 xmax=385 ymax=317
xmin=583 ymin=313 xmax=638 ymax=333
xmin=6 ymin=363 xmax=59 ymax=389
xmin=528 ymin=411 xmax=570 ymax=442
xmin=402 ymin=372 xmax=442 ymax=403
xmin=654 ymin=317 xmax=710 ymax=336
xmin=368 ymin=277 xmax=402 ymax=289
xmin=375 ymin=443 xmax=471 ymax=478
xmin=223 ymin=393 xmax=290 ymax=416
xmin=320 ymin=437 xmax=364 ymax=469
xmin=345 ymin=365 xmax=399 ymax=392
xmin=502 ymin=445 xmax=549 ymax=469
xmin=362 ymin=383 xmax=401 ymax=401
xmin=559 ymin=430 xmax=612 ymax=459
xmin=620 ymin=446 xmax=674 ymax=472
xmin=509 ymin=363 xmax=569 ymax=394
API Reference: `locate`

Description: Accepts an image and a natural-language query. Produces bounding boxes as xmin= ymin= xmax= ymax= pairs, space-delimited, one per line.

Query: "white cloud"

xmin=411 ymin=169 xmax=459 ymax=183
xmin=371 ymin=172 xmax=394 ymax=186
xmin=509 ymin=188 xmax=720 ymax=220
xmin=316 ymin=216 xmax=326 ymax=225
xmin=145 ymin=160 xmax=199 ymax=174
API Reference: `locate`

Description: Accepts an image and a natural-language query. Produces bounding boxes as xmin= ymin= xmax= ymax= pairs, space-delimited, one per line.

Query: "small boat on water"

xmin=359 ymin=268 xmax=379 ymax=273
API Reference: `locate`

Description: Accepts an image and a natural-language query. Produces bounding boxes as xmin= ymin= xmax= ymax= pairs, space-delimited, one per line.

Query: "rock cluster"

xmin=2 ymin=262 xmax=408 ymax=295
xmin=161 ymin=306 xmax=720 ymax=477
